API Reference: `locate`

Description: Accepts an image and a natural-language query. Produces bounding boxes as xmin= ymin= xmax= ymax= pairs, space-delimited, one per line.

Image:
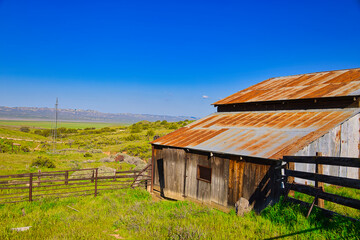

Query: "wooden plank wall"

xmin=227 ymin=156 xmax=276 ymax=212
xmin=152 ymin=146 xmax=279 ymax=211
xmin=162 ymin=148 xmax=186 ymax=199
xmin=210 ymin=155 xmax=229 ymax=206
xmin=153 ymin=147 xmax=230 ymax=206
xmin=294 ymin=114 xmax=360 ymax=183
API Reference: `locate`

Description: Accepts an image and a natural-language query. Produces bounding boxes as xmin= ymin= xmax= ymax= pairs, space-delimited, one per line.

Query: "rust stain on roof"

xmin=152 ymin=109 xmax=360 ymax=159
xmin=214 ymin=68 xmax=360 ymax=105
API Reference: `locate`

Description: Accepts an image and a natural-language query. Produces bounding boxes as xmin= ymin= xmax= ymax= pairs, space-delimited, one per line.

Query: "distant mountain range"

xmin=0 ymin=106 xmax=197 ymax=123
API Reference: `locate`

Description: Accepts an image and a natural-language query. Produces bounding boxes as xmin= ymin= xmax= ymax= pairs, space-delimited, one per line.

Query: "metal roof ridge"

xmin=211 ymin=108 xmax=360 ymax=115
xmin=269 ymin=67 xmax=360 ymax=80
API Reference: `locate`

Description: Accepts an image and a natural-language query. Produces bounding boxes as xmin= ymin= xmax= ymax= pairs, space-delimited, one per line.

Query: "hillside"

xmin=0 ymin=106 xmax=197 ymax=123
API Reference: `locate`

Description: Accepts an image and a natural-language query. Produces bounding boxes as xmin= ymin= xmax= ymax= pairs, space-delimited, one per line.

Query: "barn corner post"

xmin=150 ymin=145 xmax=154 ymax=193
xmin=272 ymin=160 xmax=283 ymax=203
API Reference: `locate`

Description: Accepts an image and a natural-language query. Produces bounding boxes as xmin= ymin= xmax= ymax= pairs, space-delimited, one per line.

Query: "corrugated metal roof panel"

xmin=213 ymin=68 xmax=360 ymax=105
xmin=152 ymin=109 xmax=360 ymax=159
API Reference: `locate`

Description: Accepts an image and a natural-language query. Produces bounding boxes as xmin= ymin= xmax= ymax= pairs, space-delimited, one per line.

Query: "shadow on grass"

xmin=260 ymin=197 xmax=360 ymax=239
xmin=264 ymin=227 xmax=323 ymax=240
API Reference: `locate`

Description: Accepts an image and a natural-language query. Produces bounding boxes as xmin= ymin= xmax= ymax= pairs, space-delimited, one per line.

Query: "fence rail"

xmin=282 ymin=155 xmax=360 ymax=218
xmin=0 ymin=164 xmax=152 ymax=204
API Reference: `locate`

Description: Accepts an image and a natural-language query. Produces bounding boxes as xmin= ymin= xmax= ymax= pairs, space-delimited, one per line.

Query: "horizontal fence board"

xmin=33 ymin=193 xmax=94 ymax=201
xmin=97 ymin=187 xmax=128 ymax=191
xmin=0 ymin=186 xmax=30 ymax=190
xmin=285 ymin=170 xmax=360 ymax=190
xmin=32 ymin=189 xmax=94 ymax=197
xmin=283 ymin=156 xmax=360 ymax=168
xmin=287 ymin=183 xmax=360 ymax=210
xmin=0 ymin=173 xmax=30 ymax=179
xmin=0 ymin=181 xmax=29 ymax=186
xmin=33 ymin=177 xmax=93 ymax=184
xmin=0 ymin=200 xmax=29 ymax=204
xmin=0 ymin=194 xmax=28 ymax=200
xmin=32 ymin=181 xmax=91 ymax=189
xmin=33 ymin=184 xmax=95 ymax=193
xmin=0 ymin=191 xmax=29 ymax=197
xmin=286 ymin=197 xmax=359 ymax=222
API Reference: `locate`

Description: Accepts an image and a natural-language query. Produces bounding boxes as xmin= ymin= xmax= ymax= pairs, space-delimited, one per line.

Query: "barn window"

xmin=197 ymin=165 xmax=211 ymax=183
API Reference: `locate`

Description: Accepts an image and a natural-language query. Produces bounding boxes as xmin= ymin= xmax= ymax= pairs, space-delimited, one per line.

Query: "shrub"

xmin=99 ymin=157 xmax=114 ymax=163
xmin=130 ymin=124 xmax=141 ymax=133
xmin=21 ymin=146 xmax=31 ymax=152
xmin=34 ymin=129 xmax=42 ymax=135
xmin=34 ymin=129 xmax=52 ymax=137
xmin=124 ymin=144 xmax=150 ymax=159
xmin=123 ymin=134 xmax=141 ymax=141
xmin=146 ymin=129 xmax=155 ymax=138
xmin=31 ymin=156 xmax=56 ymax=168
xmin=0 ymin=139 xmax=13 ymax=153
xmin=84 ymin=152 xmax=93 ymax=157
xmin=88 ymin=149 xmax=103 ymax=154
xmin=68 ymin=160 xmax=81 ymax=169
xmin=20 ymin=126 xmax=30 ymax=133
xmin=168 ymin=123 xmax=178 ymax=130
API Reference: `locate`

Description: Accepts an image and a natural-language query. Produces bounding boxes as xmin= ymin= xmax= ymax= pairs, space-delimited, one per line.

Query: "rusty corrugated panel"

xmin=151 ymin=109 xmax=360 ymax=160
xmin=213 ymin=68 xmax=360 ymax=105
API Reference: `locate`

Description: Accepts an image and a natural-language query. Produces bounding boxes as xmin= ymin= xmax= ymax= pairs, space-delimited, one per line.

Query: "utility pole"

xmin=52 ymin=98 xmax=58 ymax=153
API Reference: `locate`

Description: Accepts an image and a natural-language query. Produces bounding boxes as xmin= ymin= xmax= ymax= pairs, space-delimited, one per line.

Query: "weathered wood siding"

xmin=210 ymin=155 xmax=229 ymax=206
xmin=153 ymin=147 xmax=279 ymax=210
xmin=153 ymin=147 xmax=229 ymax=206
xmin=162 ymin=148 xmax=186 ymax=199
xmin=295 ymin=114 xmax=360 ymax=183
xmin=228 ymin=157 xmax=278 ymax=211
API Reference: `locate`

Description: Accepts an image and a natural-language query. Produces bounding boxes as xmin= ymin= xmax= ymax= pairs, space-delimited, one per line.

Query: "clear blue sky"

xmin=0 ymin=0 xmax=359 ymax=118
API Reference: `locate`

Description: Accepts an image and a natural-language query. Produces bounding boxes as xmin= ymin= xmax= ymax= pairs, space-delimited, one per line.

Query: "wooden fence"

xmin=282 ymin=155 xmax=360 ymax=218
xmin=0 ymin=164 xmax=152 ymax=204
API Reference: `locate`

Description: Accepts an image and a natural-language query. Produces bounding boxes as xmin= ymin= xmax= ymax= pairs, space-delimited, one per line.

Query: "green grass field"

xmin=0 ymin=189 xmax=358 ymax=240
xmin=0 ymin=120 xmax=124 ymax=129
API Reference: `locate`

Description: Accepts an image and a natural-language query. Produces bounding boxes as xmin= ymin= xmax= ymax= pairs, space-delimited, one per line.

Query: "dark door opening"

xmin=157 ymin=159 xmax=165 ymax=197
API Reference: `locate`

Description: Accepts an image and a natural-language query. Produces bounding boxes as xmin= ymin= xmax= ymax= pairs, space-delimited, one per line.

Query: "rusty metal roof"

xmin=213 ymin=68 xmax=360 ymax=105
xmin=152 ymin=109 xmax=360 ymax=159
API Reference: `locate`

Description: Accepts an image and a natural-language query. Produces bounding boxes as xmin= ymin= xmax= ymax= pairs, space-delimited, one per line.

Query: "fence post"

xmin=91 ymin=170 xmax=94 ymax=183
xmin=37 ymin=170 xmax=41 ymax=186
xmin=65 ymin=171 xmax=69 ymax=185
xmin=29 ymin=173 xmax=33 ymax=202
xmin=287 ymin=161 xmax=295 ymax=197
xmin=94 ymin=168 xmax=98 ymax=197
xmin=315 ymin=152 xmax=324 ymax=208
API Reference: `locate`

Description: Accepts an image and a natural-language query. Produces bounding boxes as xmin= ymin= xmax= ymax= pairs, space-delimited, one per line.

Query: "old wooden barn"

xmin=151 ymin=68 xmax=360 ymax=211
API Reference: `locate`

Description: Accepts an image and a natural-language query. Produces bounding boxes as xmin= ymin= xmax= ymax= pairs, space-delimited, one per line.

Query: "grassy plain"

xmin=0 ymin=120 xmax=122 ymax=129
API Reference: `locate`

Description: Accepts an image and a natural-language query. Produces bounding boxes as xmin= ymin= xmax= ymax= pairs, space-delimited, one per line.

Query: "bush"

xmin=34 ymin=129 xmax=42 ymax=135
xmin=124 ymin=144 xmax=150 ymax=159
xmin=21 ymin=146 xmax=31 ymax=152
xmin=146 ymin=129 xmax=155 ymax=138
xmin=123 ymin=134 xmax=141 ymax=141
xmin=99 ymin=157 xmax=114 ymax=163
xmin=20 ymin=126 xmax=30 ymax=133
xmin=130 ymin=124 xmax=142 ymax=133
xmin=168 ymin=123 xmax=178 ymax=130
xmin=31 ymin=156 xmax=56 ymax=168
xmin=0 ymin=139 xmax=13 ymax=153
xmin=84 ymin=152 xmax=93 ymax=157
xmin=34 ymin=129 xmax=52 ymax=137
